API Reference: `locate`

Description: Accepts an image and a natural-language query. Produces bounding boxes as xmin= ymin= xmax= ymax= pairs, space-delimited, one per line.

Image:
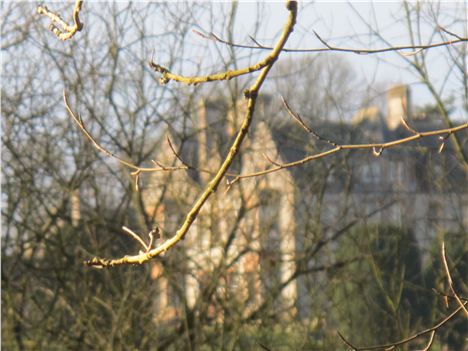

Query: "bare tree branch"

xmin=64 ymin=92 xmax=189 ymax=175
xmin=149 ymin=58 xmax=275 ymax=86
xmin=282 ymin=96 xmax=339 ymax=147
xmin=84 ymin=0 xmax=298 ymax=267
xmin=229 ymin=103 xmax=467 ymax=185
xmin=192 ymin=27 xmax=467 ymax=55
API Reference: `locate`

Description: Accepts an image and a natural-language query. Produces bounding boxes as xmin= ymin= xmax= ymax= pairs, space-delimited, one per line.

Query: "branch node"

xmin=262 ymin=153 xmax=282 ymax=167
xmin=400 ymin=115 xmax=419 ymax=135
xmin=244 ymin=89 xmax=257 ymax=99
xmin=122 ymin=226 xmax=149 ymax=252
xmin=131 ymin=170 xmax=141 ymax=191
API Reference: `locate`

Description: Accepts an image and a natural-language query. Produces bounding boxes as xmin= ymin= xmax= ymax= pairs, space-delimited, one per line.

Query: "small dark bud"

xmin=244 ymin=90 xmax=257 ymax=99
xmin=287 ymin=1 xmax=297 ymax=12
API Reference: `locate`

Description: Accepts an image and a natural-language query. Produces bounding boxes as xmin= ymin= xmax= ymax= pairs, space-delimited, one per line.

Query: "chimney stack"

xmin=387 ymin=85 xmax=411 ymax=130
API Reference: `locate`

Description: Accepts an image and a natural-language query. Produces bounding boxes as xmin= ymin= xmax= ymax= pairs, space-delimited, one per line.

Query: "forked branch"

xmin=84 ymin=1 xmax=298 ymax=267
xmin=63 ymin=92 xmax=190 ymax=190
xmin=149 ymin=3 xmax=298 ymax=87
xmin=37 ymin=0 xmax=83 ymax=41
xmin=192 ymin=27 xmax=467 ymax=55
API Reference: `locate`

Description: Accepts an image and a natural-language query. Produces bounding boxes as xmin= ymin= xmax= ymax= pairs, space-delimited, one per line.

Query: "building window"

xmin=361 ymin=162 xmax=381 ymax=185
xmin=389 ymin=161 xmax=404 ymax=185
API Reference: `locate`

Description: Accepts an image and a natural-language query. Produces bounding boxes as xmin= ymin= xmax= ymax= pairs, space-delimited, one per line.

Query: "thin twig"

xmin=147 ymin=227 xmax=159 ymax=252
xmin=258 ymin=342 xmax=273 ymax=351
xmin=400 ymin=115 xmax=419 ymax=135
xmin=441 ymin=242 xmax=468 ymax=317
xmin=438 ymin=25 xmax=463 ymax=40
xmin=281 ymin=96 xmax=338 ymax=147
xmin=122 ymin=226 xmax=149 ymax=252
xmin=64 ymin=91 xmax=188 ymax=174
xmin=191 ymin=29 xmax=212 ymax=40
xmin=195 ymin=27 xmax=467 ymax=55
xmin=281 ymin=96 xmax=313 ymax=133
xmin=419 ymin=330 xmax=436 ymax=351
xmin=338 ymin=300 xmax=467 ymax=350
xmin=262 ymin=153 xmax=282 ymax=167
xmin=167 ymin=135 xmax=191 ymax=169
xmin=249 ymin=35 xmax=265 ymax=48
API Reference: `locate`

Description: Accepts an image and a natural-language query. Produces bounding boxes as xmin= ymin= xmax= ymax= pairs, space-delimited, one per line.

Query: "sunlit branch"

xmin=149 ymin=43 xmax=281 ymax=85
xmin=84 ymin=1 xmax=298 ymax=267
xmin=149 ymin=57 xmax=275 ymax=86
xmin=421 ymin=330 xmax=436 ymax=351
xmin=122 ymin=226 xmax=150 ymax=252
xmin=121 ymin=226 xmax=160 ymax=254
xmin=37 ymin=0 xmax=83 ymax=41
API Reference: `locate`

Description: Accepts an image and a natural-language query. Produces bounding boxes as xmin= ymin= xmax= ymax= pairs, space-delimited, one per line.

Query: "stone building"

xmin=142 ymin=85 xmax=467 ymax=321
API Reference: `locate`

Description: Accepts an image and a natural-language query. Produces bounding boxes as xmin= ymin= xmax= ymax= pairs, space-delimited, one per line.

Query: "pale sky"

xmin=188 ymin=1 xmax=467 ymax=120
